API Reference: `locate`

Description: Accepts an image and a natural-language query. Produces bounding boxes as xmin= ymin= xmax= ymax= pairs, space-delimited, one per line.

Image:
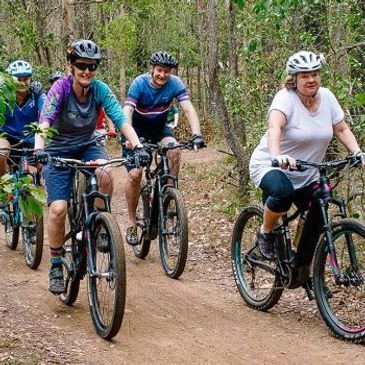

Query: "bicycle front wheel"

xmin=133 ymin=187 xmax=152 ymax=259
xmin=231 ymin=205 xmax=283 ymax=311
xmin=313 ymin=219 xmax=365 ymax=343
xmin=88 ymin=212 xmax=126 ymax=340
xmin=3 ymin=205 xmax=19 ymax=250
xmin=60 ymin=208 xmax=81 ymax=306
xmin=22 ymin=215 xmax=43 ymax=269
xmin=159 ymin=188 xmax=188 ymax=279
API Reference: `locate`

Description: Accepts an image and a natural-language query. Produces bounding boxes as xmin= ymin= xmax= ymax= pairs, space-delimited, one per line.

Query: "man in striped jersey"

xmin=123 ymin=50 xmax=204 ymax=246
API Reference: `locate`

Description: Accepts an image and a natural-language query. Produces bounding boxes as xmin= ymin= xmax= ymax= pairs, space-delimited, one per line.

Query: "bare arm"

xmin=267 ymin=110 xmax=286 ymax=156
xmin=333 ymin=120 xmax=361 ymax=153
xmin=179 ymin=100 xmax=201 ymax=135
xmin=122 ymin=105 xmax=141 ymax=148
xmin=34 ymin=121 xmax=50 ymax=150
xmin=104 ymin=113 xmax=115 ymax=133
xmin=267 ymin=109 xmax=295 ymax=169
xmin=122 ymin=105 xmax=134 ymax=125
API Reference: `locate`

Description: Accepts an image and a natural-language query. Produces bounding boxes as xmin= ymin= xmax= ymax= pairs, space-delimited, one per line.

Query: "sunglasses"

xmin=73 ymin=62 xmax=99 ymax=71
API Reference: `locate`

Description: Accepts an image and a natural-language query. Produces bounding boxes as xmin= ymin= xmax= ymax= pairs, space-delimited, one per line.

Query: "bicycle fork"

xmin=320 ymin=198 xmax=362 ymax=287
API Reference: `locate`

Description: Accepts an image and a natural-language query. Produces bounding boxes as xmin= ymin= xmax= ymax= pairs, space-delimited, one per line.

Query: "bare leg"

xmin=47 ymin=200 xmax=68 ymax=248
xmin=262 ymin=204 xmax=283 ymax=233
xmin=161 ymin=136 xmax=181 ymax=181
xmin=96 ymin=164 xmax=113 ymax=210
xmin=125 ymin=167 xmax=143 ymax=226
xmin=0 ymin=138 xmax=10 ymax=176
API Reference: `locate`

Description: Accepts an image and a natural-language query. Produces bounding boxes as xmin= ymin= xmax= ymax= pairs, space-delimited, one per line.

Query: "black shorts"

xmin=122 ymin=125 xmax=174 ymax=171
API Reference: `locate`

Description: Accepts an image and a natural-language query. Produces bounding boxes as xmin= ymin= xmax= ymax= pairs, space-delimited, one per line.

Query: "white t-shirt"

xmin=249 ymin=87 xmax=344 ymax=189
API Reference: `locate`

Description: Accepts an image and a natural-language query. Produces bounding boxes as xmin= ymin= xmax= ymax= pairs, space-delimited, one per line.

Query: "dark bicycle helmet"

xmin=7 ymin=60 xmax=33 ymax=77
xmin=49 ymin=71 xmax=63 ymax=83
xmin=286 ymin=51 xmax=326 ymax=75
xmin=150 ymin=51 xmax=178 ymax=68
xmin=67 ymin=39 xmax=101 ymax=63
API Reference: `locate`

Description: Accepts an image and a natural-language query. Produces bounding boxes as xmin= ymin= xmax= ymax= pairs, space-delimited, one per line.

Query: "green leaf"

xmin=233 ymin=0 xmax=246 ymax=10
xmin=355 ymin=93 xmax=365 ymax=106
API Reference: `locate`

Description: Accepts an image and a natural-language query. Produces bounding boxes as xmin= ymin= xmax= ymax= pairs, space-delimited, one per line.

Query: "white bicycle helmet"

xmin=7 ymin=60 xmax=33 ymax=77
xmin=286 ymin=51 xmax=325 ymax=75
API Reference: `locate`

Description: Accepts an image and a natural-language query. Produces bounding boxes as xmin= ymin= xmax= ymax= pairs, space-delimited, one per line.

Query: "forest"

xmin=1 ymin=0 xmax=365 ymax=198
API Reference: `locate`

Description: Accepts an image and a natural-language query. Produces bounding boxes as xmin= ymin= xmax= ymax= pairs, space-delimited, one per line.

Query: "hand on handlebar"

xmin=272 ymin=154 xmax=296 ymax=170
xmin=33 ymin=149 xmax=49 ymax=164
xmin=350 ymin=150 xmax=365 ymax=168
xmin=190 ymin=134 xmax=206 ymax=151
xmin=133 ymin=146 xmax=150 ymax=168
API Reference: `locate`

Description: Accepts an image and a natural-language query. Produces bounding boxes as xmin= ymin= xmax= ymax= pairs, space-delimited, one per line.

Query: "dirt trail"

xmin=0 ymin=147 xmax=364 ymax=364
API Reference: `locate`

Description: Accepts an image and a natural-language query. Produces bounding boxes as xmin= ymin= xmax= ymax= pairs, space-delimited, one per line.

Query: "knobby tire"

xmin=231 ymin=204 xmax=283 ymax=311
xmin=133 ymin=187 xmax=152 ymax=259
xmin=313 ymin=219 xmax=365 ymax=343
xmin=159 ymin=188 xmax=188 ymax=279
xmin=88 ymin=212 xmax=126 ymax=339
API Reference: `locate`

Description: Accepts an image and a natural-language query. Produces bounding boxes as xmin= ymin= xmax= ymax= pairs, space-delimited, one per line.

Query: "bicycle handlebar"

xmin=48 ymin=156 xmax=131 ymax=168
xmin=143 ymin=140 xmax=202 ymax=154
xmin=271 ymin=155 xmax=360 ymax=171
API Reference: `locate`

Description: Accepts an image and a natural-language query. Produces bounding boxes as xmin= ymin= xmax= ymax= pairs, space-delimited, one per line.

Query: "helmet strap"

xmin=79 ymin=83 xmax=89 ymax=96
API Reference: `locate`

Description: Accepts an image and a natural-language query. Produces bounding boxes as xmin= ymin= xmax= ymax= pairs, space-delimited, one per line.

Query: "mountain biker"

xmin=249 ymin=51 xmax=364 ymax=283
xmin=49 ymin=71 xmax=64 ymax=85
xmin=123 ymin=50 xmax=205 ymax=246
xmin=34 ymin=39 xmax=149 ymax=294
xmin=0 ymin=60 xmax=46 ymax=175
xmin=47 ymin=71 xmax=64 ymax=92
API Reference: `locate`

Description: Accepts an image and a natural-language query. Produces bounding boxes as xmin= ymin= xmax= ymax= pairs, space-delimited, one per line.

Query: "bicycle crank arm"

xmin=88 ymin=270 xmax=112 ymax=279
xmin=245 ymin=255 xmax=277 ymax=275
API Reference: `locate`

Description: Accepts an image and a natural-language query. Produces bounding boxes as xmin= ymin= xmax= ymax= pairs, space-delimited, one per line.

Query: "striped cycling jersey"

xmin=124 ymin=73 xmax=189 ymax=137
xmin=40 ymin=76 xmax=126 ymax=150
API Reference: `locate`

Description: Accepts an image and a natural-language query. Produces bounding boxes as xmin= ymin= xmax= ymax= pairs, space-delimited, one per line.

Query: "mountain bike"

xmin=0 ymin=147 xmax=43 ymax=269
xmin=231 ymin=156 xmax=365 ymax=343
xmin=133 ymin=141 xmax=199 ymax=279
xmin=48 ymin=156 xmax=129 ymax=340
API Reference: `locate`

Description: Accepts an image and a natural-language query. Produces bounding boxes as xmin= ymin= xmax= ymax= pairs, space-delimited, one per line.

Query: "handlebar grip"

xmin=272 ymin=159 xmax=279 ymax=167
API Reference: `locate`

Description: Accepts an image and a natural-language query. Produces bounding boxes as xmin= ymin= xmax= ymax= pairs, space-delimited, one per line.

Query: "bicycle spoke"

xmin=231 ymin=205 xmax=283 ymax=310
xmin=314 ymin=219 xmax=365 ymax=342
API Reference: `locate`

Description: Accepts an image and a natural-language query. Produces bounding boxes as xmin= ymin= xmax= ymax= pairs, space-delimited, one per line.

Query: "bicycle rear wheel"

xmin=60 ymin=208 xmax=81 ymax=305
xmin=133 ymin=187 xmax=152 ymax=259
xmin=159 ymin=188 xmax=188 ymax=279
xmin=313 ymin=219 xmax=365 ymax=343
xmin=3 ymin=204 xmax=19 ymax=250
xmin=22 ymin=215 xmax=43 ymax=269
xmin=88 ymin=212 xmax=126 ymax=339
xmin=231 ymin=204 xmax=283 ymax=311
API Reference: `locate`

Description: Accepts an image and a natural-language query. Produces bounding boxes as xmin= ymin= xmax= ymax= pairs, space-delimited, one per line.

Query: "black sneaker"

xmin=126 ymin=225 xmax=138 ymax=246
xmin=49 ymin=265 xmax=65 ymax=294
xmin=256 ymin=230 xmax=276 ymax=261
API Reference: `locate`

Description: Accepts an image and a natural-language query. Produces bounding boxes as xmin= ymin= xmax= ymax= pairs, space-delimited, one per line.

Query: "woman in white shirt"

xmin=249 ymin=51 xmax=363 ymax=284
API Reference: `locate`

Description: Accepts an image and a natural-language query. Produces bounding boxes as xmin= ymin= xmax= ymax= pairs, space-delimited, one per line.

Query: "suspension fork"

xmin=330 ymin=197 xmax=359 ymax=271
xmin=319 ymin=198 xmax=343 ymax=278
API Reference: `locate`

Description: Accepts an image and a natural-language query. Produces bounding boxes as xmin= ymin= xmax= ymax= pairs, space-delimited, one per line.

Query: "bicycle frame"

xmin=67 ymin=167 xmax=112 ymax=279
xmin=246 ymin=158 xmax=356 ymax=288
xmin=2 ymin=153 xmax=41 ymax=226
xmin=141 ymin=144 xmax=181 ymax=238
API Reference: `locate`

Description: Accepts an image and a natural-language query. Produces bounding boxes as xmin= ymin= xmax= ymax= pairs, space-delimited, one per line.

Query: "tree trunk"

xmin=119 ymin=2 xmax=126 ymax=102
xmin=62 ymin=0 xmax=73 ymax=50
xmin=206 ymin=0 xmax=248 ymax=195
xmin=227 ymin=0 xmax=238 ymax=79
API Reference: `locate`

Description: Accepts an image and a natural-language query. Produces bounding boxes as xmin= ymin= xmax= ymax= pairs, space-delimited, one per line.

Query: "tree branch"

xmin=337 ymin=41 xmax=365 ymax=59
